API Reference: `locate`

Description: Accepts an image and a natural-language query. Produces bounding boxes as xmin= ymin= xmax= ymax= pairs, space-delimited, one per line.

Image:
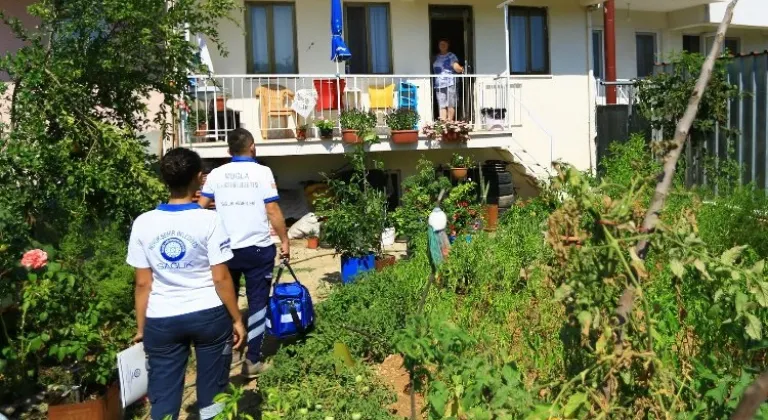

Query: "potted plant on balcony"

xmin=340 ymin=109 xmax=377 ymax=144
xmin=385 ymin=108 xmax=420 ymax=144
xmin=449 ymin=153 xmax=474 ymax=181
xmin=314 ymin=119 xmax=335 ymax=140
xmin=422 ymin=120 xmax=473 ymax=142
xmin=296 ymin=123 xmax=308 ymax=141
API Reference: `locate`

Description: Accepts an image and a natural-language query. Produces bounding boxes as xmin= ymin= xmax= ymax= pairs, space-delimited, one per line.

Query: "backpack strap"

xmin=288 ymin=301 xmax=305 ymax=334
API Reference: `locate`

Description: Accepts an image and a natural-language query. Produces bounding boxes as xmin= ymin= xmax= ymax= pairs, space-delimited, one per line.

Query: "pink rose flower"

xmin=21 ymin=249 xmax=48 ymax=270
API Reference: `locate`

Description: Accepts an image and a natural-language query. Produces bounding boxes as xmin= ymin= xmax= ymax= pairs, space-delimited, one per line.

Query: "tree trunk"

xmin=612 ymin=0 xmax=740 ymax=360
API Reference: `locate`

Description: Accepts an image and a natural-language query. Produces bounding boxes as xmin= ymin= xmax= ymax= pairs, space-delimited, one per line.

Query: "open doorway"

xmin=428 ymin=5 xmax=474 ymax=122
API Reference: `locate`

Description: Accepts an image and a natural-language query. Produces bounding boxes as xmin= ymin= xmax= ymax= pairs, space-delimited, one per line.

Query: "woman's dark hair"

xmin=160 ymin=148 xmax=202 ymax=195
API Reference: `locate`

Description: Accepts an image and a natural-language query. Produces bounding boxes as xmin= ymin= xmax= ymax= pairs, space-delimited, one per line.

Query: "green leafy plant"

xmin=0 ymin=0 xmax=234 ymax=403
xmin=315 ymin=147 xmax=388 ymax=257
xmin=385 ymin=108 xmax=419 ymax=131
xmin=340 ymin=109 xmax=377 ymax=132
xmin=214 ymin=385 xmax=255 ymax=420
xmin=635 ymin=51 xmax=739 ymax=139
xmin=449 ymin=153 xmax=474 ymax=169
xmin=392 ymin=158 xmax=451 ymax=250
xmin=314 ymin=118 xmax=336 ymax=137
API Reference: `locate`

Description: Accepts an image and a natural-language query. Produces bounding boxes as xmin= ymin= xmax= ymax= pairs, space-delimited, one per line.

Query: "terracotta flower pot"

xmin=296 ymin=129 xmax=307 ymax=141
xmin=441 ymin=132 xmax=461 ymax=142
xmin=390 ymin=129 xmax=418 ymax=144
xmin=48 ymin=383 xmax=121 ymax=420
xmin=451 ymin=168 xmax=468 ymax=181
xmin=307 ymin=236 xmax=319 ymax=249
xmin=342 ymin=129 xmax=361 ymax=144
xmin=375 ymin=254 xmax=396 ymax=271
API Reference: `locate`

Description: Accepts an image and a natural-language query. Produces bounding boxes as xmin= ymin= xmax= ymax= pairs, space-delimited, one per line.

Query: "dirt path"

xmin=171 ymin=240 xmax=407 ymax=419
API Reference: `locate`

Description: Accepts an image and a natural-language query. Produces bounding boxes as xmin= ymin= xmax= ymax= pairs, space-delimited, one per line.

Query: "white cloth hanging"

xmin=291 ymin=89 xmax=318 ymax=119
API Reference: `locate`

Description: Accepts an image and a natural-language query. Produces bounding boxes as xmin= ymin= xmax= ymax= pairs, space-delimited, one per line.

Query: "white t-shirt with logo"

xmin=201 ymin=157 xmax=279 ymax=249
xmin=126 ymin=203 xmax=234 ymax=318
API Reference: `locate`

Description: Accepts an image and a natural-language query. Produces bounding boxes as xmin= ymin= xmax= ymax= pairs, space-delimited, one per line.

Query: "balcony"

xmin=595 ymin=79 xmax=637 ymax=106
xmin=177 ymin=74 xmax=522 ymax=158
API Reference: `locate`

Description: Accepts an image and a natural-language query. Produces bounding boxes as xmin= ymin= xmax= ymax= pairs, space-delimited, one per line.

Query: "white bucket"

xmin=381 ymin=227 xmax=396 ymax=247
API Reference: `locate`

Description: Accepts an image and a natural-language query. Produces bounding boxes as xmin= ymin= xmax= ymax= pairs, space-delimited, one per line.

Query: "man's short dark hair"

xmin=228 ymin=128 xmax=255 ymax=155
xmin=160 ymin=148 xmax=202 ymax=195
xmin=438 ymin=38 xmax=450 ymax=45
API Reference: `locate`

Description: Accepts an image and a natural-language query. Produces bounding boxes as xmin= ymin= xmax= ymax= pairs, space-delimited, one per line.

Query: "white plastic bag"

xmin=288 ymin=212 xmax=321 ymax=240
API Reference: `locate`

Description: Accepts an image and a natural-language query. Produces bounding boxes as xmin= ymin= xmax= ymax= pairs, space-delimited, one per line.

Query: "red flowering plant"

xmin=442 ymin=182 xmax=483 ymax=237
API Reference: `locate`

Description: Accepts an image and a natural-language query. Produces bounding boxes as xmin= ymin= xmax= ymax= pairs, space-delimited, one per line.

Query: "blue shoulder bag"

xmin=266 ymin=261 xmax=315 ymax=339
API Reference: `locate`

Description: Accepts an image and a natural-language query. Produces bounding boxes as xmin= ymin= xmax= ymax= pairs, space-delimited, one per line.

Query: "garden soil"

xmin=168 ymin=240 xmax=407 ymax=419
xmin=376 ymin=354 xmax=425 ymax=419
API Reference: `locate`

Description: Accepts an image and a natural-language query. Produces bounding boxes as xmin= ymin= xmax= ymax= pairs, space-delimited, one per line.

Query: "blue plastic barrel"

xmin=340 ymin=253 xmax=375 ymax=284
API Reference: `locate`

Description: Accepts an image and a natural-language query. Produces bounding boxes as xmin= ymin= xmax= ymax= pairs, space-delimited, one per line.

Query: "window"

xmin=635 ymin=33 xmax=657 ymax=78
xmin=507 ymin=6 xmax=550 ymax=74
xmin=592 ymin=29 xmax=604 ymax=79
xmin=683 ymin=35 xmax=702 ymax=54
xmin=247 ymin=3 xmax=298 ymax=74
xmin=345 ymin=4 xmax=392 ymax=74
xmin=705 ymin=36 xmax=740 ymax=55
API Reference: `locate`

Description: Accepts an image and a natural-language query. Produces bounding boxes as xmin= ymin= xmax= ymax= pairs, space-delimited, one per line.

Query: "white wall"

xmin=710 ymin=0 xmax=768 ymax=29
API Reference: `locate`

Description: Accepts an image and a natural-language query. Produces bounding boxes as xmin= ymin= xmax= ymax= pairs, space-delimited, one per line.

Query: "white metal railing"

xmin=595 ymin=79 xmax=637 ymax=106
xmin=177 ymin=74 xmax=522 ymax=145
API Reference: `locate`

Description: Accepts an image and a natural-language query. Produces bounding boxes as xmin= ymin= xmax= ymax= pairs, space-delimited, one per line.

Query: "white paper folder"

xmin=116 ymin=342 xmax=148 ymax=408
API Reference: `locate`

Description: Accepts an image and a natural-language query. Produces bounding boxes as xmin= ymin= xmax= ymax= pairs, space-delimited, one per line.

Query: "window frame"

xmin=704 ymin=35 xmax=741 ymax=55
xmin=634 ymin=31 xmax=658 ymax=78
xmin=682 ymin=34 xmax=702 ymax=54
xmin=343 ymin=2 xmax=394 ymax=74
xmin=244 ymin=1 xmax=299 ymax=74
xmin=592 ymin=28 xmax=605 ymax=79
xmin=506 ymin=6 xmax=551 ymax=75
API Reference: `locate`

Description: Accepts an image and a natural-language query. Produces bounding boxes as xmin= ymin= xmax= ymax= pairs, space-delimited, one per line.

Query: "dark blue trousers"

xmin=144 ymin=305 xmax=233 ymax=420
xmin=227 ymin=245 xmax=276 ymax=363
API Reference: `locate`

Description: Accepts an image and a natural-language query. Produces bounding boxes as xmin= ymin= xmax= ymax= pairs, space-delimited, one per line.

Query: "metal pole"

xmin=604 ymin=0 xmax=617 ymax=104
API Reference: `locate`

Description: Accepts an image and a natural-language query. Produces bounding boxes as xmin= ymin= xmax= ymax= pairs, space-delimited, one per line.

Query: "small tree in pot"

xmin=315 ymin=147 xmax=387 ymax=283
xmin=385 ymin=108 xmax=420 ymax=144
xmin=339 ymin=109 xmax=377 ymax=144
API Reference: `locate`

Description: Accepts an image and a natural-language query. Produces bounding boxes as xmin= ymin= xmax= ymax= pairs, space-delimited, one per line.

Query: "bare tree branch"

xmin=612 ymin=0 xmax=740 ymax=360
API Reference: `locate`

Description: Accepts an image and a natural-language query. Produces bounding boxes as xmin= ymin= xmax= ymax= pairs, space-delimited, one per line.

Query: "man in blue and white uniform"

xmin=198 ymin=128 xmax=290 ymax=378
xmin=432 ymin=38 xmax=464 ymax=121
xmin=127 ymin=148 xmax=246 ymax=420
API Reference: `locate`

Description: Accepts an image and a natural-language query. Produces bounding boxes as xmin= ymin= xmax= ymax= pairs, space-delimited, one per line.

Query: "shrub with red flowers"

xmin=442 ymin=182 xmax=484 ymax=237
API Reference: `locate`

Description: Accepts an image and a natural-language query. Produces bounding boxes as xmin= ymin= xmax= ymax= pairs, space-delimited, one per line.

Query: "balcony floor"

xmin=185 ymin=130 xmax=517 ymax=158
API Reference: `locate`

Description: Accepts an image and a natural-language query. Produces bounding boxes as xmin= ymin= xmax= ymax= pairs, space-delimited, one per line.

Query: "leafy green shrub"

xmin=384 ymin=108 xmax=419 ymax=131
xmin=392 ymin=158 xmax=451 ymax=247
xmin=316 ymin=148 xmax=388 ymax=257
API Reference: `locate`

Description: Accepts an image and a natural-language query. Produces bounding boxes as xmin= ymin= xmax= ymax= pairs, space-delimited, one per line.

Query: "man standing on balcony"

xmin=433 ymin=38 xmax=464 ymax=121
xmin=198 ymin=128 xmax=290 ymax=379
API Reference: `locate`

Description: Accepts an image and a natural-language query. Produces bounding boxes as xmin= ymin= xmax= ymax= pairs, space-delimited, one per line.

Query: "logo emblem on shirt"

xmin=160 ymin=238 xmax=186 ymax=262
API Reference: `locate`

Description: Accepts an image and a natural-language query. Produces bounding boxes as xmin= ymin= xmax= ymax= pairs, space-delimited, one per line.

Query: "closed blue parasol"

xmin=330 ymin=0 xmax=351 ymax=62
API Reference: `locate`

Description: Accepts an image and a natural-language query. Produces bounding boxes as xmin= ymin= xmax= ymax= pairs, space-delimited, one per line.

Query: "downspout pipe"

xmin=586 ymin=7 xmax=595 ymax=173
xmin=604 ymin=0 xmax=617 ymax=104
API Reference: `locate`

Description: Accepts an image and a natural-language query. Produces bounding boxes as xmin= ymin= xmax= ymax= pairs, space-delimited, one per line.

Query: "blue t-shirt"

xmin=433 ymin=53 xmax=459 ymax=88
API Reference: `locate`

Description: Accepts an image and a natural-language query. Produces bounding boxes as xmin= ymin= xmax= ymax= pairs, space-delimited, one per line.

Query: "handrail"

xmin=188 ymin=73 xmax=512 ymax=79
